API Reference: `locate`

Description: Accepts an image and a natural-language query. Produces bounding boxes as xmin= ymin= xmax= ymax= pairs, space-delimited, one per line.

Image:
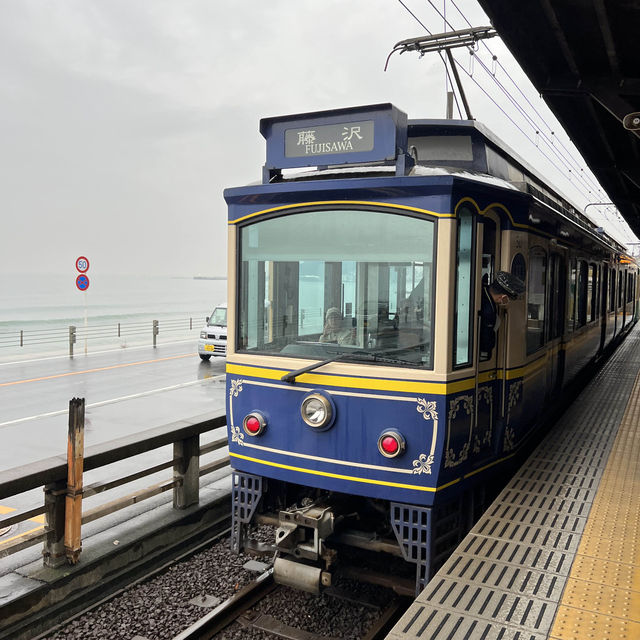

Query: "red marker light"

xmin=377 ymin=430 xmax=405 ymax=458
xmin=243 ymin=413 xmax=266 ymax=436
xmin=381 ymin=436 xmax=399 ymax=455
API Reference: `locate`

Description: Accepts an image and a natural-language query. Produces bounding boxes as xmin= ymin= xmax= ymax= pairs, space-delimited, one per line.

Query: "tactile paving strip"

xmin=386 ymin=325 xmax=640 ymax=640
xmin=550 ymin=348 xmax=640 ymax=640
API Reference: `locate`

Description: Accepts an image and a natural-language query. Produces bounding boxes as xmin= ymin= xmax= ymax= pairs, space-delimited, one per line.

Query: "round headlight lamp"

xmin=300 ymin=392 xmax=334 ymax=430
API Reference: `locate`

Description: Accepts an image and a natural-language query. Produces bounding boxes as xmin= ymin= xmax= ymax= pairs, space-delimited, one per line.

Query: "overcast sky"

xmin=1 ymin=0 xmax=636 ymax=278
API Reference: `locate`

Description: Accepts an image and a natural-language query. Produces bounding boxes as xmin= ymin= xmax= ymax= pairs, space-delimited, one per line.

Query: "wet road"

xmin=0 ymin=341 xmax=227 ymax=470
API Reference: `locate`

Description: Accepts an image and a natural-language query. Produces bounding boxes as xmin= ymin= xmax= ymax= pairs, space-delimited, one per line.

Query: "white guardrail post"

xmin=68 ymin=325 xmax=76 ymax=358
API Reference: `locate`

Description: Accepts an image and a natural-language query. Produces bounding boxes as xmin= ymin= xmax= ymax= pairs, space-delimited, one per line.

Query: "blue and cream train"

xmin=223 ymin=104 xmax=638 ymax=594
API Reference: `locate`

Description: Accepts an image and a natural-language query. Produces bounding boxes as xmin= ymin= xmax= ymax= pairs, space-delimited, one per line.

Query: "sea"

xmin=0 ymin=273 xmax=227 ymax=361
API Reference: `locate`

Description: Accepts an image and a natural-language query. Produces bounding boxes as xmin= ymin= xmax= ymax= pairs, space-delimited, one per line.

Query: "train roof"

xmin=407 ymin=118 xmax=584 ymax=220
xmin=254 ymin=104 xmax=627 ymax=254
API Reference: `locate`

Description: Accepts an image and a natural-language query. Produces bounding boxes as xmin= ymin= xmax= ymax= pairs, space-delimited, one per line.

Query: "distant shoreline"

xmin=193 ymin=276 xmax=227 ymax=280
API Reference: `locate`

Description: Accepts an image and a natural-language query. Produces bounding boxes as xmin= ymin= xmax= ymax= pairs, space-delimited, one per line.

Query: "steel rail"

xmin=172 ymin=569 xmax=278 ymax=640
xmin=173 ymin=565 xmax=412 ymax=640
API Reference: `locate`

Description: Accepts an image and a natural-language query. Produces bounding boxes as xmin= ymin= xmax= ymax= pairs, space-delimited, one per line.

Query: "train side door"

xmin=474 ymin=214 xmax=500 ymax=463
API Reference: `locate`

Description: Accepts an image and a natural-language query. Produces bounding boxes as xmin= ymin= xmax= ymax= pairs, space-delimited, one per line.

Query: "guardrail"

xmin=0 ymin=316 xmax=206 ymax=357
xmin=0 ymin=400 xmax=229 ymax=566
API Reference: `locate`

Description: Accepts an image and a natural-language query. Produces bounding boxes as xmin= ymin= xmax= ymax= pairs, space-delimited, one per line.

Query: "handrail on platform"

xmin=0 ymin=400 xmax=229 ymax=567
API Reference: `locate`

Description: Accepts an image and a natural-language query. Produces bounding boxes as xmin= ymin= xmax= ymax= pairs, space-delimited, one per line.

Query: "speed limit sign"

xmin=76 ymin=256 xmax=90 ymax=273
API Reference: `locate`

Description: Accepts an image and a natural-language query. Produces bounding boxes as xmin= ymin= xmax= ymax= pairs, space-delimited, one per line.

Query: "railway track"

xmin=40 ymin=519 xmax=410 ymax=640
xmin=173 ymin=568 xmax=410 ymax=640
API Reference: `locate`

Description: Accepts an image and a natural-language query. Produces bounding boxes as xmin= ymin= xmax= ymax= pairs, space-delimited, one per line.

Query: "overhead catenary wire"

xmin=396 ymin=0 xmax=463 ymax=119
xmin=460 ymin=66 xmax=584 ymax=189
xmin=446 ymin=0 xmax=608 ymax=199
xmin=449 ymin=1 xmax=583 ymax=139
xmin=394 ymin=4 xmax=636 ymax=244
xmin=398 ymin=0 xmax=608 ymax=201
xmin=423 ymin=0 xmax=607 ymax=197
xmin=469 ymin=53 xmax=601 ymax=197
xmin=391 ymin=1 xmax=637 ymax=246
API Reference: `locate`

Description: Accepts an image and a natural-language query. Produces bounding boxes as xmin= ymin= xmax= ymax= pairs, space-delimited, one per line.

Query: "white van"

xmin=198 ymin=303 xmax=227 ymax=360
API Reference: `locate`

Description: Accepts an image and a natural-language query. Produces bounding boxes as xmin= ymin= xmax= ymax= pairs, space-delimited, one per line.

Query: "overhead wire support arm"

xmin=387 ymin=26 xmax=496 ymax=59
xmin=385 ymin=26 xmax=497 ymax=121
xmin=445 ymin=48 xmax=473 ymax=121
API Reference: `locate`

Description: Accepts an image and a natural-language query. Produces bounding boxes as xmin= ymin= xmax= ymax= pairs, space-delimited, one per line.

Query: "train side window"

xmin=594 ymin=265 xmax=600 ymax=319
xmin=481 ymin=218 xmax=496 ymax=284
xmin=595 ymin=265 xmax=601 ymax=319
xmin=511 ymin=253 xmax=526 ymax=282
xmin=587 ymin=264 xmax=596 ymax=322
xmin=527 ymin=247 xmax=547 ymax=353
xmin=454 ymin=207 xmax=474 ymax=367
xmin=567 ymin=260 xmax=577 ymax=333
xmin=626 ymin=272 xmax=630 ymax=303
xmin=610 ymin=268 xmax=616 ymax=312
xmin=548 ymin=253 xmax=565 ymax=340
xmin=599 ymin=265 xmax=604 ymax=316
xmin=618 ymin=271 xmax=623 ymax=308
xmin=577 ymin=260 xmax=588 ymax=326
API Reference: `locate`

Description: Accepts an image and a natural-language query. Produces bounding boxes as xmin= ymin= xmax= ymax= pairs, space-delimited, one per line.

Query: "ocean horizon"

xmin=0 ymin=273 xmax=227 ymax=361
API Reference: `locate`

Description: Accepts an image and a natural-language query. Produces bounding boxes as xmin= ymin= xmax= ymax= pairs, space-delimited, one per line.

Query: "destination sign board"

xmin=260 ymin=103 xmax=408 ymax=180
xmin=284 ymin=120 xmax=374 ymax=158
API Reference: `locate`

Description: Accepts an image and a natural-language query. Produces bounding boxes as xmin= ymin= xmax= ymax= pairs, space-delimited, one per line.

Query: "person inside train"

xmin=319 ymin=307 xmax=356 ymax=345
xmin=480 ymin=270 xmax=526 ymax=360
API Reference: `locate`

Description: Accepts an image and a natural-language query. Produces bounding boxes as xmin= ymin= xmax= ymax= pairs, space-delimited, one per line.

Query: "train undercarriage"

xmin=231 ymin=471 xmax=495 ymax=596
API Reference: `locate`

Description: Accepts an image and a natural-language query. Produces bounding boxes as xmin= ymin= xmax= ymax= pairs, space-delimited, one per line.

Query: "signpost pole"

xmin=75 ymin=257 xmax=90 ymax=356
xmin=83 ymin=293 xmax=88 ymax=356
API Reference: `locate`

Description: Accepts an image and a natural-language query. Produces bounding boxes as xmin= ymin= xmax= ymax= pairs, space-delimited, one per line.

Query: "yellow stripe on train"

xmin=226 ymin=357 xmax=548 ymax=395
xmin=230 ymin=452 xmax=464 ymax=492
xmin=228 ymin=200 xmax=456 ymax=225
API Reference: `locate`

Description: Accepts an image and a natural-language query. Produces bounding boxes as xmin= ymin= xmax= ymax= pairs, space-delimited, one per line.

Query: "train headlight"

xmin=300 ymin=392 xmax=335 ymax=430
xmin=377 ymin=429 xmax=406 ymax=458
xmin=243 ymin=412 xmax=267 ymax=436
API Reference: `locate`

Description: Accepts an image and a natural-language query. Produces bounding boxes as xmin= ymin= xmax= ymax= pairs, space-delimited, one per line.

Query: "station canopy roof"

xmin=477 ymin=0 xmax=640 ymax=240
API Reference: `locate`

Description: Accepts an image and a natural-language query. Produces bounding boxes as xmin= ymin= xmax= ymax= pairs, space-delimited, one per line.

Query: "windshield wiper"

xmin=281 ymin=349 xmax=409 ymax=384
xmin=283 ymin=351 xmax=383 ymax=383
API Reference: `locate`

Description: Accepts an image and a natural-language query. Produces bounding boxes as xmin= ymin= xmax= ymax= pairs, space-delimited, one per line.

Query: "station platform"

xmin=388 ymin=324 xmax=640 ymax=640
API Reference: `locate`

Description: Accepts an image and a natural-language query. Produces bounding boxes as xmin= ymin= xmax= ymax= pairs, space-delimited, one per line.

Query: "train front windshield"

xmin=238 ymin=208 xmax=435 ymax=368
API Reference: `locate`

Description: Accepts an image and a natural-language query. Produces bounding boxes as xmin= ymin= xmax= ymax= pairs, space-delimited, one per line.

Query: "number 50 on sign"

xmin=76 ymin=256 xmax=90 ymax=273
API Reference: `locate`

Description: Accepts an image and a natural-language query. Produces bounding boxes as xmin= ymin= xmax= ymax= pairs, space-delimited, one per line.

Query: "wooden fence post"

xmin=65 ymin=397 xmax=84 ymax=564
xmin=173 ymin=434 xmax=200 ymax=509
xmin=42 ymin=480 xmax=67 ymax=567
